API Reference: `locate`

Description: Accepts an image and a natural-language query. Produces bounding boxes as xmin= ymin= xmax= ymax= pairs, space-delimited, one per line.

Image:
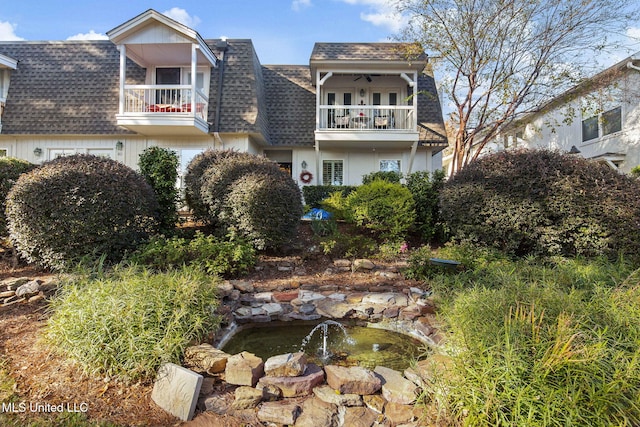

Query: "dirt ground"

xmin=0 ymin=224 xmax=423 ymax=426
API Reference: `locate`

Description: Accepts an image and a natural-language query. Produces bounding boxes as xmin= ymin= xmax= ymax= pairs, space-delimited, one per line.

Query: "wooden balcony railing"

xmin=318 ymin=105 xmax=414 ymax=131
xmin=122 ymin=85 xmax=208 ymax=121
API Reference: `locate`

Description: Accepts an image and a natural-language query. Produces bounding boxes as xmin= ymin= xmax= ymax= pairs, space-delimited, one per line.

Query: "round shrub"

xmin=222 ymin=171 xmax=303 ymax=250
xmin=6 ymin=154 xmax=158 ymax=270
xmin=0 ymin=157 xmax=37 ymax=236
xmin=346 ymin=179 xmax=416 ymax=240
xmin=440 ymin=149 xmax=640 ymax=257
xmin=138 ymin=146 xmax=179 ymax=234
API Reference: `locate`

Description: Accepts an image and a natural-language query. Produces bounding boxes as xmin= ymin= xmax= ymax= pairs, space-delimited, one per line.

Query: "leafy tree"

xmin=138 ymin=147 xmax=179 ymax=234
xmin=397 ymin=0 xmax=636 ymax=175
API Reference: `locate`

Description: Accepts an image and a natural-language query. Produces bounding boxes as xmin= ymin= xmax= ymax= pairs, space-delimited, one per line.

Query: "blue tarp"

xmin=302 ymin=208 xmax=333 ymax=220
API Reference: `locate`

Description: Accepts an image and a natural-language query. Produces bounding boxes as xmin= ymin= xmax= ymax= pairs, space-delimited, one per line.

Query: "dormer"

xmin=0 ymin=53 xmax=18 ymax=134
xmin=107 ymin=9 xmax=218 ymax=135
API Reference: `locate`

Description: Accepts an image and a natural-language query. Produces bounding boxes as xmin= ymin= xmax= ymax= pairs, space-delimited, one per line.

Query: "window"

xmin=323 ymin=160 xmax=343 ymax=185
xmin=380 ymin=160 xmax=401 ymax=173
xmin=602 ymin=106 xmax=622 ymax=136
xmin=86 ymin=148 xmax=114 ymax=159
xmin=49 ymin=149 xmax=77 ymax=160
xmin=582 ymin=116 xmax=598 ymax=142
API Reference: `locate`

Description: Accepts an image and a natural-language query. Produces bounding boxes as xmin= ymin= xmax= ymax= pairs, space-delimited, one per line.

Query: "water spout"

xmin=300 ymin=320 xmax=354 ymax=362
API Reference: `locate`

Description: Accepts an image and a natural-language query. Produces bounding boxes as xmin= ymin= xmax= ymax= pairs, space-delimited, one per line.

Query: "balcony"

xmin=115 ymin=85 xmax=209 ymax=136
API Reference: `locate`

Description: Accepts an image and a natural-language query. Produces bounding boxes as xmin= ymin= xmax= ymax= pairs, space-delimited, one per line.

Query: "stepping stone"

xmin=151 ymin=363 xmax=202 ymax=421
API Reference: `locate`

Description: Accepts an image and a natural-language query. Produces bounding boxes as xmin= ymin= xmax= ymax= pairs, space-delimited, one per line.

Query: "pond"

xmin=221 ymin=321 xmax=427 ymax=371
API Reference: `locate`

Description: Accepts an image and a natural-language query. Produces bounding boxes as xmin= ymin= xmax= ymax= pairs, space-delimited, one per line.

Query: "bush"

xmin=128 ymin=232 xmax=256 ymax=277
xmin=406 ymin=169 xmax=446 ymax=243
xmin=302 ymin=185 xmax=357 ymax=208
xmin=346 ymin=179 xmax=416 ymax=240
xmin=45 ymin=266 xmax=220 ymax=381
xmin=319 ymin=231 xmax=378 ymax=259
xmin=138 ymin=147 xmax=179 ymax=234
xmin=6 ymin=154 xmax=158 ymax=270
xmin=361 ymin=170 xmax=402 ymax=185
xmin=0 ymin=157 xmax=36 ymax=236
xmin=441 ymin=149 xmax=640 ymax=257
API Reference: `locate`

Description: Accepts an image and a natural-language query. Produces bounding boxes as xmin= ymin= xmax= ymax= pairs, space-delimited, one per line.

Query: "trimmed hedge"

xmin=138 ymin=147 xmax=179 ymax=234
xmin=361 ymin=170 xmax=402 ymax=185
xmin=441 ymin=149 xmax=640 ymax=257
xmin=6 ymin=154 xmax=158 ymax=270
xmin=302 ymin=185 xmax=357 ymax=208
xmin=0 ymin=157 xmax=37 ymax=236
xmin=406 ymin=169 xmax=446 ymax=242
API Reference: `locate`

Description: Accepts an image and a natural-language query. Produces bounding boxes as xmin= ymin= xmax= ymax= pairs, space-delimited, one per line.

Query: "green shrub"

xmin=441 ymin=149 xmax=640 ymax=257
xmin=631 ymin=165 xmax=640 ymax=178
xmin=45 ymin=265 xmax=220 ymax=381
xmin=138 ymin=147 xmax=179 ymax=234
xmin=346 ymin=179 xmax=416 ymax=240
xmin=406 ymin=169 xmax=446 ymax=243
xmin=321 ymin=190 xmax=351 ymax=221
xmin=6 ymin=154 xmax=158 ymax=270
xmin=0 ymin=157 xmax=36 ymax=236
xmin=319 ymin=232 xmax=378 ymax=259
xmin=128 ymin=232 xmax=256 ymax=277
xmin=361 ymin=170 xmax=402 ymax=185
xmin=310 ymin=218 xmax=338 ymax=237
xmin=302 ymin=185 xmax=357 ymax=208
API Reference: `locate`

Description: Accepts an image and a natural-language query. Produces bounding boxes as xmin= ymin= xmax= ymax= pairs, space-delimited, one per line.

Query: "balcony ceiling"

xmin=125 ymin=43 xmax=211 ymax=67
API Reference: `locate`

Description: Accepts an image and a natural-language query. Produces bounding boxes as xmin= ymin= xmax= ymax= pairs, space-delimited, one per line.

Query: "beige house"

xmin=0 ymin=9 xmax=447 ymax=187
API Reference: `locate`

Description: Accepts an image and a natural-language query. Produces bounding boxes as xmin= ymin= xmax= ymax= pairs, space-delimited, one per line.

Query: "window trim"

xmin=379 ymin=159 xmax=401 ymax=173
xmin=582 ymin=106 xmax=622 ymax=142
xmin=322 ymin=159 xmax=344 ymax=186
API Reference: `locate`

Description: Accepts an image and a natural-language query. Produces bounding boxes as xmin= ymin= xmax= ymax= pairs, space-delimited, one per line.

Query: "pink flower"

xmin=400 ymin=242 xmax=409 ymax=253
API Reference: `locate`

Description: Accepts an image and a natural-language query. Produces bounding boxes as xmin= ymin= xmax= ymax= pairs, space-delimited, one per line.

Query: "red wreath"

xmin=299 ymin=170 xmax=313 ymax=184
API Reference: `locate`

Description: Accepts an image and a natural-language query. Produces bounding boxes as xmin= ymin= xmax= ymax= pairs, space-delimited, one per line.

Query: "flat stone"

xmin=198 ymin=394 xmax=229 ymax=414
xmin=383 ymin=306 xmax=400 ymax=318
xmin=151 ymin=363 xmax=202 ymax=421
xmin=384 ymin=402 xmax=422 ymax=425
xmin=231 ymin=280 xmax=254 ymax=293
xmin=225 ymin=352 xmax=264 ymax=387
xmin=15 ymin=280 xmax=40 ymax=298
xmin=294 ymin=397 xmax=339 ymax=427
xmin=353 ymin=259 xmax=375 ymax=270
xmin=287 ymin=312 xmax=322 ymax=321
xmin=363 ymin=394 xmax=386 ymax=413
xmin=324 ymin=365 xmax=381 ymax=395
xmin=253 ymin=292 xmax=273 ymax=302
xmin=234 ymin=313 xmax=272 ymax=324
xmin=374 ymin=366 xmax=418 ymax=405
xmin=232 ymin=386 xmax=263 ymax=410
xmin=257 ymin=363 xmax=324 ymax=397
xmin=346 ymin=292 xmax=366 ymax=304
xmin=315 ymin=298 xmax=353 ymax=319
xmin=299 ymin=289 xmax=326 ymax=303
xmin=362 ymin=293 xmax=408 ymax=306
xmin=298 ymin=303 xmax=317 ymax=315
xmin=313 ymin=385 xmax=362 ymax=407
xmin=183 ymin=344 xmax=230 ymax=375
xmin=260 ymin=383 xmax=282 ymax=401
xmin=264 ymin=352 xmax=307 ymax=377
xmin=273 ymin=290 xmax=298 ymax=302
xmin=217 ymin=281 xmax=234 ymax=297
xmin=408 ymin=355 xmax=456 ymax=387
xmin=333 ymin=259 xmax=352 ymax=267
xmin=343 ymin=406 xmax=379 ymax=427
xmin=262 ymin=302 xmax=283 ymax=316
xmin=257 ymin=401 xmax=301 ymax=425
xmin=199 ymin=377 xmax=215 ymax=396
xmin=399 ymin=305 xmax=422 ymax=321
xmin=328 ymin=293 xmax=346 ymax=301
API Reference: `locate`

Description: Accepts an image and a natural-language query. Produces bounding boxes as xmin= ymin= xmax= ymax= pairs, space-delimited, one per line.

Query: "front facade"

xmin=492 ymin=54 xmax=640 ymax=173
xmin=0 ymin=9 xmax=447 ymax=187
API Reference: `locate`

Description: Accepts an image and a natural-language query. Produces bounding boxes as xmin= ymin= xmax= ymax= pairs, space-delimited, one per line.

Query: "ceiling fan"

xmin=354 ymin=74 xmax=373 ymax=82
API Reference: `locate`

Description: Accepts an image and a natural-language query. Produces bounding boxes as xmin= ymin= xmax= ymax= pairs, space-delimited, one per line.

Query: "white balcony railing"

xmin=122 ymin=85 xmax=208 ymax=121
xmin=318 ymin=105 xmax=414 ymax=131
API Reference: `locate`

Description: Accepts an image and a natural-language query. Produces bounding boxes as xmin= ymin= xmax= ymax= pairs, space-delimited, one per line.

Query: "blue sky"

xmin=0 ymin=0 xmax=405 ymax=64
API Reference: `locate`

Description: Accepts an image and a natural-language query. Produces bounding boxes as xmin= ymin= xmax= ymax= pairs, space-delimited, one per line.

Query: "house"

xmin=0 ymin=9 xmax=447 ymax=187
xmin=489 ymin=53 xmax=640 ymax=173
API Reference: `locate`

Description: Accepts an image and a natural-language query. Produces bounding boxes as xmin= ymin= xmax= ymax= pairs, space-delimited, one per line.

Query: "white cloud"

xmin=0 ymin=21 xmax=25 ymax=41
xmin=292 ymin=0 xmax=312 ymax=11
xmin=626 ymin=26 xmax=640 ymax=40
xmin=337 ymin=0 xmax=407 ymax=33
xmin=66 ymin=30 xmax=108 ymax=41
xmin=162 ymin=7 xmax=201 ymax=28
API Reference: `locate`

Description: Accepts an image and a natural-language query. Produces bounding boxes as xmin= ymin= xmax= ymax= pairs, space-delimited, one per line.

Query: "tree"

xmin=138 ymin=147 xmax=180 ymax=234
xmin=397 ymin=0 xmax=636 ymax=176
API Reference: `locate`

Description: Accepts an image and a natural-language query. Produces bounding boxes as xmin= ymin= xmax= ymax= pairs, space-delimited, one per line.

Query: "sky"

xmin=0 ymin=0 xmax=408 ymax=65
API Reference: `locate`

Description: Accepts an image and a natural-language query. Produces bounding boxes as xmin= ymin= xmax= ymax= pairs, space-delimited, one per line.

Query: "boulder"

xmin=343 ymin=406 xmax=379 ymax=427
xmin=260 ymin=383 xmax=282 ymax=401
xmin=230 ymin=280 xmax=254 ymax=293
xmin=384 ymin=402 xmax=422 ymax=426
xmin=353 ymin=259 xmax=375 ymax=271
xmin=333 ymin=259 xmax=352 ymax=268
xmin=363 ymin=394 xmax=386 ymax=414
xmin=232 ymin=386 xmax=263 ymax=410
xmin=298 ymin=289 xmax=326 ymax=303
xmin=313 ymin=385 xmax=362 ymax=407
xmin=257 ymin=401 xmax=301 ymax=425
xmin=264 ymin=352 xmax=307 ymax=377
xmin=315 ymin=298 xmax=353 ymax=319
xmin=257 ymin=363 xmax=324 ymax=397
xmin=262 ymin=302 xmax=284 ymax=316
xmin=224 ymin=352 xmax=264 ymax=387
xmin=15 ymin=280 xmax=40 ymax=298
xmin=294 ymin=397 xmax=339 ymax=427
xmin=374 ymin=366 xmax=418 ymax=405
xmin=183 ymin=344 xmax=230 ymax=375
xmin=324 ymin=365 xmax=381 ymax=395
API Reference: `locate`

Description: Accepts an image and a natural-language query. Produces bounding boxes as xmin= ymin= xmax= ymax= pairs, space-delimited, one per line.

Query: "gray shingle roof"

xmin=0 ymin=41 xmax=145 ymax=134
xmin=310 ymin=42 xmax=428 ymax=62
xmin=417 ymin=69 xmax=447 ymax=145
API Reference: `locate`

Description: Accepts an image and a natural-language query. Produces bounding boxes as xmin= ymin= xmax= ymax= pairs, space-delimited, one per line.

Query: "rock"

xmin=264 ymin=352 xmax=307 ymax=377
xmin=260 ymin=383 xmax=282 ymax=401
xmin=27 ymin=292 xmax=44 ymax=303
xmin=183 ymin=344 xmax=230 ymax=375
xmin=346 ymin=292 xmax=366 ymax=304
xmin=224 ymin=352 xmax=264 ymax=387
xmin=362 ymin=293 xmax=408 ymax=306
xmin=409 ymin=354 xmax=456 ymax=387
xmin=198 ymin=394 xmax=229 ymax=414
xmin=328 ymin=293 xmax=346 ymax=301
xmin=232 ymin=386 xmax=263 ymax=410
xmin=257 ymin=363 xmax=324 ymax=397
xmin=363 ymin=394 xmax=386 ymax=414
xmin=230 ymin=280 xmax=254 ymax=293
xmin=384 ymin=402 xmax=421 ymax=426
xmin=294 ymin=267 xmax=307 ymax=276
xmin=315 ymin=298 xmax=353 ymax=319
xmin=353 ymin=259 xmax=375 ymax=271
xmin=0 ymin=290 xmax=15 ymax=298
xmin=15 ymin=280 xmax=40 ymax=298
xmin=287 ymin=312 xmax=322 ymax=321
xmin=343 ymin=406 xmax=379 ymax=427
xmin=218 ymin=281 xmax=234 ymax=297
xmin=273 ymin=290 xmax=298 ymax=302
xmin=374 ymin=366 xmax=418 ymax=405
xmin=257 ymin=401 xmax=301 ymax=425
xmin=199 ymin=377 xmax=215 ymax=396
xmin=313 ymin=385 xmax=362 ymax=407
xmin=398 ymin=305 xmax=422 ymax=321
xmin=383 ymin=306 xmax=400 ymax=318
xmin=298 ymin=303 xmax=317 ymax=315
xmin=253 ymin=292 xmax=273 ymax=302
xmin=151 ymin=363 xmax=202 ymax=421
xmin=299 ymin=289 xmax=326 ymax=303
xmin=262 ymin=303 xmax=283 ymax=316
xmin=333 ymin=259 xmax=352 ymax=267
xmin=1 ymin=277 xmax=30 ymax=290
xmin=294 ymin=397 xmax=339 ymax=427
xmin=324 ymin=365 xmax=382 ymax=395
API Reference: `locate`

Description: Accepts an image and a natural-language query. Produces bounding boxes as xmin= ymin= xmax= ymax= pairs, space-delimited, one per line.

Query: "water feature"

xmin=221 ymin=321 xmax=426 ymax=371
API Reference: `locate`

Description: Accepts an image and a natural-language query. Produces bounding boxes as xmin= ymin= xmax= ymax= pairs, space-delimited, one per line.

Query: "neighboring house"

xmin=488 ymin=53 xmax=640 ymax=173
xmin=0 ymin=9 xmax=447 ymax=188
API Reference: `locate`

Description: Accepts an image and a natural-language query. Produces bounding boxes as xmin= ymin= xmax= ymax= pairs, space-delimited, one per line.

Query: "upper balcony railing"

xmin=318 ymin=105 xmax=414 ymax=131
xmin=122 ymin=85 xmax=208 ymax=121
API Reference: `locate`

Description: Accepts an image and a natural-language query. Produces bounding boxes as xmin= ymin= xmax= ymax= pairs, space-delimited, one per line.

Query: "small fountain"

xmin=299 ymin=320 xmax=355 ymax=362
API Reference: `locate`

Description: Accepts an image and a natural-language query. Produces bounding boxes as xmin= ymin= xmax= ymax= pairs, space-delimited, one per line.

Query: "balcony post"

xmin=191 ymin=44 xmax=197 ymax=115
xmin=118 ymin=45 xmax=126 ymax=115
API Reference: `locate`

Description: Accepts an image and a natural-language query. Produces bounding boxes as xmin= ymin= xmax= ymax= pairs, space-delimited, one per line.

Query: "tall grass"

xmin=44 ymin=265 xmax=221 ymax=382
xmin=414 ymin=244 xmax=640 ymax=425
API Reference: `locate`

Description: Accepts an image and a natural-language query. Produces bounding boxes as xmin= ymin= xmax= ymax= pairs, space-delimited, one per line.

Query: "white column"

xmin=191 ymin=44 xmax=198 ymax=115
xmin=118 ymin=45 xmax=126 ymax=115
